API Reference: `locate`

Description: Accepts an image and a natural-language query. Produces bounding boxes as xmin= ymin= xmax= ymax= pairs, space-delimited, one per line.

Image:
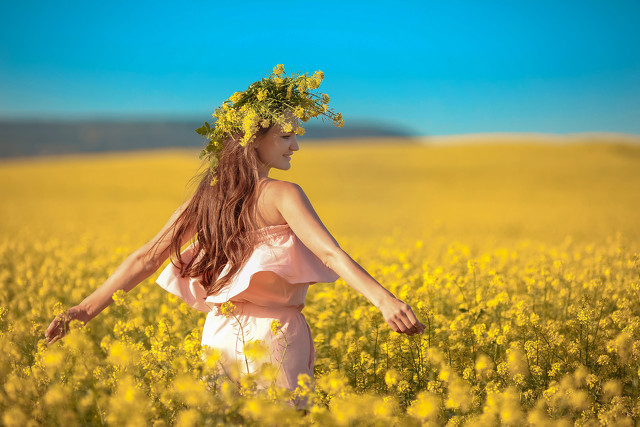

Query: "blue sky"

xmin=1 ymin=0 xmax=639 ymax=136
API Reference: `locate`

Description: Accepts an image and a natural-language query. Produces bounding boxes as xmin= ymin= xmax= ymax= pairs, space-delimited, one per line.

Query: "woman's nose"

xmin=290 ymin=137 xmax=299 ymax=151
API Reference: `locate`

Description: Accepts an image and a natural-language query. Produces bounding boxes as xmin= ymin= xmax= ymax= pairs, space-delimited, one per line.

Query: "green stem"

xmin=272 ymin=327 xmax=288 ymax=385
xmin=231 ymin=312 xmax=250 ymax=375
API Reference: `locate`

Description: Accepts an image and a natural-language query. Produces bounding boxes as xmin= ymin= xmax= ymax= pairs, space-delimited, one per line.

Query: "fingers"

xmin=46 ymin=334 xmax=60 ymax=345
xmin=387 ymin=317 xmax=423 ymax=335
xmin=398 ymin=304 xmax=423 ymax=334
xmin=45 ymin=326 xmax=65 ymax=344
xmin=44 ymin=315 xmax=67 ymax=345
xmin=45 ymin=325 xmax=58 ymax=344
xmin=399 ymin=308 xmax=422 ymax=333
xmin=45 ymin=317 xmax=60 ymax=337
xmin=388 ymin=319 xmax=422 ymax=335
xmin=388 ymin=302 xmax=426 ymax=336
xmin=45 ymin=320 xmax=57 ymax=342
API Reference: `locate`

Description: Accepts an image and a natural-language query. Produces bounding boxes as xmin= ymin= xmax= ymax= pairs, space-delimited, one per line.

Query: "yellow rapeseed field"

xmin=1 ymin=138 xmax=639 ymax=425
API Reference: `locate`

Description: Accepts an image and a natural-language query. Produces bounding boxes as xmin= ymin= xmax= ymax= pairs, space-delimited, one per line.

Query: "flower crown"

xmin=195 ymin=64 xmax=344 ymax=184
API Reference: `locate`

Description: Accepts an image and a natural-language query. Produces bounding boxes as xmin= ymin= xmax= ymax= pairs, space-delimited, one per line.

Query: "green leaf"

xmin=195 ymin=124 xmax=208 ymax=136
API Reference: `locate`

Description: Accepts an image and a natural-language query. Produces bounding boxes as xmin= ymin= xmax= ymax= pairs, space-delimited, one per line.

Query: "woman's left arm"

xmin=273 ymin=181 xmax=425 ymax=336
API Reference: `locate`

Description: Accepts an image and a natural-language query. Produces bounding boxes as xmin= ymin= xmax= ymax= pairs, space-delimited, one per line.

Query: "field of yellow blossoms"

xmin=1 ymin=138 xmax=639 ymax=425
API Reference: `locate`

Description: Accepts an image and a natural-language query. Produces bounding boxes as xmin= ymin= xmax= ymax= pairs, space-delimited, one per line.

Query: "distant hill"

xmin=0 ymin=119 xmax=414 ymax=158
xmin=418 ymin=132 xmax=640 ymax=146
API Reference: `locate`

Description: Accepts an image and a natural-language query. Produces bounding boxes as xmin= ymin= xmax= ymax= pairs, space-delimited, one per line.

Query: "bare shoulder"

xmin=262 ymin=179 xmax=304 ymax=207
xmin=264 ymin=179 xmax=340 ymax=261
xmin=256 ymin=178 xmax=304 ymax=226
xmin=265 ymin=179 xmax=303 ymax=199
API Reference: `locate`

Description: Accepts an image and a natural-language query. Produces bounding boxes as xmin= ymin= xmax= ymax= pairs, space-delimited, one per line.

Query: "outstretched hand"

xmin=44 ymin=306 xmax=90 ymax=344
xmin=378 ymin=296 xmax=426 ymax=336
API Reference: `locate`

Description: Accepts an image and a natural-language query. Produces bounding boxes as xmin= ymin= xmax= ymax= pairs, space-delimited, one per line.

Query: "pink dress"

xmin=155 ymin=224 xmax=339 ymax=393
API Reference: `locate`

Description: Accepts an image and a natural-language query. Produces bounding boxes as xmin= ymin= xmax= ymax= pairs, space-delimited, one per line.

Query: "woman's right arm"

xmin=44 ymin=197 xmax=196 ymax=344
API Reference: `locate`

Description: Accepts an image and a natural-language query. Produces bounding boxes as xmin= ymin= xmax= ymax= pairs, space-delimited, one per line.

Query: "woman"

xmin=44 ymin=65 xmax=425 ymax=398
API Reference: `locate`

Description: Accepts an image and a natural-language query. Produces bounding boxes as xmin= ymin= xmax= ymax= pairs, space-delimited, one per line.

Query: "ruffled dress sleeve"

xmin=155 ymin=225 xmax=339 ymax=312
xmin=155 ymin=241 xmax=212 ymax=312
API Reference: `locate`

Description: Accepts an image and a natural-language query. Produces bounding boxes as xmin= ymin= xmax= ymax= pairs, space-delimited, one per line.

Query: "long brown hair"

xmin=147 ymin=126 xmax=272 ymax=296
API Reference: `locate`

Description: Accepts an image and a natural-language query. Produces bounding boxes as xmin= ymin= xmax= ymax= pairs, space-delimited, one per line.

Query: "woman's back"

xmin=253 ymin=178 xmax=289 ymax=229
xmin=154 ymin=181 xmax=340 ymax=401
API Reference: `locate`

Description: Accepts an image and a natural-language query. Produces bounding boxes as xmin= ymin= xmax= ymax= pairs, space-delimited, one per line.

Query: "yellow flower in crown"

xmin=229 ymin=92 xmax=244 ymax=103
xmin=293 ymin=106 xmax=304 ymax=119
xmin=282 ymin=121 xmax=293 ymax=133
xmin=273 ymin=64 xmax=285 ymax=76
xmin=195 ymin=65 xmax=344 ymax=183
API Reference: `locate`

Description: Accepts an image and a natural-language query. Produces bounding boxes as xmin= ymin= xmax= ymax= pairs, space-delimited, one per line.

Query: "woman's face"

xmin=254 ymin=117 xmax=299 ymax=174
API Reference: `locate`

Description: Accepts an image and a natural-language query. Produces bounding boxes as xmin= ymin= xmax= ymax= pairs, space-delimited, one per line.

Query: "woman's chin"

xmin=275 ymin=161 xmax=292 ymax=171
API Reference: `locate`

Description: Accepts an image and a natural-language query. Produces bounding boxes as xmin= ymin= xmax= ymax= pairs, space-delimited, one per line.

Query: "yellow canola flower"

xmin=297 ymin=78 xmax=307 ymax=93
xmin=176 ymin=409 xmax=201 ymax=427
xmin=306 ymin=76 xmax=320 ymax=90
xmin=4 ymin=146 xmax=639 ymax=424
xmin=202 ymin=346 xmax=221 ymax=369
xmin=293 ymin=106 xmax=304 ymax=119
xmin=258 ymin=363 xmax=279 ymax=383
xmin=108 ymin=341 xmax=131 ymax=366
xmin=282 ymin=121 xmax=293 ymax=133
xmin=241 ymin=109 xmax=260 ymax=145
xmin=220 ymin=301 xmax=236 ymax=316
xmin=445 ymin=376 xmax=472 ymax=411
xmin=329 ymin=393 xmax=379 ymax=425
xmin=317 ymin=370 xmax=352 ymax=396
xmin=243 ymin=340 xmax=269 ymax=362
xmin=385 ymin=369 xmax=399 ymax=387
xmin=106 ymin=375 xmax=150 ymax=425
xmin=506 ymin=342 xmax=528 ymax=378
xmin=230 ymin=91 xmax=244 ymax=103
xmin=172 ymin=374 xmax=208 ymax=407
xmin=270 ymin=320 xmax=282 ymax=335
xmin=43 ymin=384 xmax=67 ymax=407
xmin=373 ymin=395 xmax=399 ymax=418
xmin=42 ymin=349 xmax=65 ymax=370
xmin=499 ymin=387 xmax=525 ymax=425
xmin=111 ymin=289 xmax=127 ymax=306
xmin=223 ymin=108 xmax=237 ymax=125
xmin=273 ymin=64 xmax=284 ymax=76
xmin=408 ymin=391 xmax=441 ymax=421
xmin=475 ymin=353 xmax=494 ymax=376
